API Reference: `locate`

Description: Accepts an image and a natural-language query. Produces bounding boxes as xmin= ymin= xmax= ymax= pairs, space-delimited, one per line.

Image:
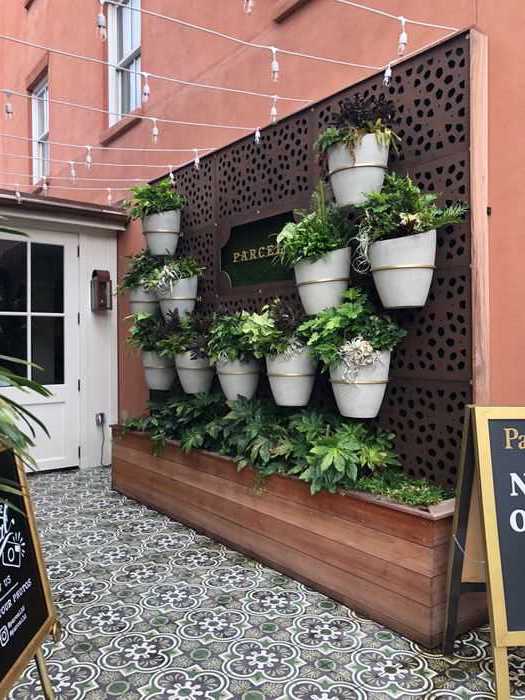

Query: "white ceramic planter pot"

xmin=156 ymin=276 xmax=198 ymax=319
xmin=143 ymin=210 xmax=181 ymax=256
xmin=216 ymin=358 xmax=259 ymax=401
xmin=369 ymin=230 xmax=436 ymax=309
xmin=327 ymin=135 xmax=389 ymax=207
xmin=294 ymin=247 xmax=351 ymax=314
xmin=175 ymin=352 xmax=215 ymax=395
xmin=128 ymin=286 xmax=159 ymax=315
xmin=266 ymin=350 xmax=317 ymax=407
xmin=330 ymin=350 xmax=390 ymax=419
xmin=142 ymin=351 xmax=176 ymax=391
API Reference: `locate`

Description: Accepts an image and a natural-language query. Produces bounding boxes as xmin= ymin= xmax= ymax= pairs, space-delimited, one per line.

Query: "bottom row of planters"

xmin=124 ymin=393 xmax=449 ymax=505
xmin=128 ymin=288 xmax=406 ymax=419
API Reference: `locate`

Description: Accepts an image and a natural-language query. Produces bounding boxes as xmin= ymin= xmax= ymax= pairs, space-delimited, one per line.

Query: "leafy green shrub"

xmin=123 ymin=180 xmax=186 ymax=220
xmin=315 ymin=93 xmax=400 ymax=156
xmin=157 ymin=311 xmax=213 ymax=360
xmin=275 ymin=183 xmax=354 ymax=267
xmin=207 ymin=312 xmax=256 ymax=363
xmin=241 ymin=300 xmax=309 ymax=357
xmin=127 ymin=312 xmax=178 ymax=352
xmin=143 ymin=257 xmax=204 ymax=291
xmin=118 ymin=249 xmax=163 ymax=292
xmin=298 ymin=288 xmax=406 ymax=367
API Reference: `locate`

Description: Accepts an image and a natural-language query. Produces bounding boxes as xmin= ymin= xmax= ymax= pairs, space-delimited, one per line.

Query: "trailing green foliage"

xmin=207 ymin=312 xmax=256 ymax=363
xmin=127 ymin=312 xmax=178 ymax=352
xmin=240 ymin=300 xmax=309 ymax=357
xmin=143 ymin=257 xmax=204 ymax=291
xmin=298 ymin=288 xmax=406 ymax=367
xmin=355 ymin=172 xmax=468 ymax=245
xmin=123 ymin=180 xmax=186 ymax=220
xmin=118 ymin=249 xmax=163 ymax=292
xmin=123 ymin=393 xmax=443 ymax=504
xmin=275 ymin=183 xmax=354 ymax=267
xmin=157 ymin=311 xmax=213 ymax=360
xmin=315 ymin=93 xmax=400 ymax=156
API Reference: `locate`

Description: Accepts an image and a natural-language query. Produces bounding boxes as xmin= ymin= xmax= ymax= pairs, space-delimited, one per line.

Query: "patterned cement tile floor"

xmin=8 ymin=467 xmax=525 ymax=699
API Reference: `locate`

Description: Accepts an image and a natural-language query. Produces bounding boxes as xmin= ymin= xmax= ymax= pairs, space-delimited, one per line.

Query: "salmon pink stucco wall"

xmin=0 ymin=0 xmax=524 ymax=417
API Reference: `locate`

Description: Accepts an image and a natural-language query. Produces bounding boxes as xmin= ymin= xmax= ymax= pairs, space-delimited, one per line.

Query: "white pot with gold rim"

xmin=327 ymin=135 xmax=389 ymax=208
xmin=330 ymin=350 xmax=390 ymax=418
xmin=142 ymin=351 xmax=176 ymax=391
xmin=142 ymin=210 xmax=181 ymax=256
xmin=294 ymin=247 xmax=351 ymax=314
xmin=175 ymin=352 xmax=215 ymax=394
xmin=266 ymin=349 xmax=317 ymax=407
xmin=369 ymin=230 xmax=436 ymax=309
xmin=156 ymin=276 xmax=198 ymax=319
xmin=216 ymin=358 xmax=259 ymax=401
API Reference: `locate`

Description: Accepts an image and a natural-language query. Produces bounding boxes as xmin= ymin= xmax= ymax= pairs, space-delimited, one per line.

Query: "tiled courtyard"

xmin=8 ymin=467 xmax=525 ymax=699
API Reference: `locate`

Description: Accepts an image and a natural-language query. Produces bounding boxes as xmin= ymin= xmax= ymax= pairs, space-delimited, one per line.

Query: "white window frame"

xmin=31 ymin=77 xmax=49 ymax=184
xmin=107 ymin=0 xmax=142 ymax=127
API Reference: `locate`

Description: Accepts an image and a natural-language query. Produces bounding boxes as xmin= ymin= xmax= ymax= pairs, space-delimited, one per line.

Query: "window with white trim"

xmin=31 ymin=77 xmax=49 ymax=184
xmin=108 ymin=0 xmax=141 ymax=126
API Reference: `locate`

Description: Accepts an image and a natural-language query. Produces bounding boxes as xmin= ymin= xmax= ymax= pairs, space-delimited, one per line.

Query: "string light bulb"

xmin=42 ymin=179 xmax=48 ymax=196
xmin=271 ymin=47 xmax=280 ymax=82
xmin=254 ymin=128 xmax=261 ymax=144
xmin=107 ymin=187 xmax=112 ymax=205
xmin=85 ymin=145 xmax=93 ymax=169
xmin=69 ymin=161 xmax=77 ymax=180
xmin=398 ymin=16 xmax=408 ymax=55
xmin=270 ymin=96 xmax=278 ymax=124
xmin=142 ymin=73 xmax=151 ymax=104
xmin=15 ymin=184 xmax=21 ymax=204
xmin=193 ymin=149 xmax=200 ymax=171
xmin=242 ymin=0 xmax=255 ymax=14
xmin=169 ymin=165 xmax=175 ymax=184
xmin=151 ymin=118 xmax=159 ymax=144
xmin=383 ymin=63 xmax=392 ymax=86
xmin=3 ymin=91 xmax=13 ymax=120
xmin=97 ymin=0 xmax=107 ymax=41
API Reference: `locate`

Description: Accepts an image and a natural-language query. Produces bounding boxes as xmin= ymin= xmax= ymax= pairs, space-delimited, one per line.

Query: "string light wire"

xmin=334 ymin=0 xmax=458 ymax=31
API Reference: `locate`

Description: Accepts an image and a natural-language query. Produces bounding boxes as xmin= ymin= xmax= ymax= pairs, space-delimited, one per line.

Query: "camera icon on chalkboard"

xmin=2 ymin=536 xmax=22 ymax=569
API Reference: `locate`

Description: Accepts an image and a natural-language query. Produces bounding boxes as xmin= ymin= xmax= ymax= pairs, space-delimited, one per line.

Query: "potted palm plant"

xmin=207 ymin=313 xmax=259 ymax=401
xmin=275 ymin=184 xmax=353 ymax=314
xmin=299 ymin=288 xmax=406 ymax=418
xmin=354 ymin=173 xmax=468 ymax=308
xmin=158 ymin=312 xmax=215 ymax=395
xmin=118 ymin=249 xmax=162 ymax=315
xmin=315 ymin=93 xmax=399 ymax=207
xmin=124 ymin=180 xmax=186 ymax=256
xmin=145 ymin=257 xmax=204 ymax=320
xmin=242 ymin=300 xmax=317 ymax=406
xmin=128 ymin=313 xmax=176 ymax=391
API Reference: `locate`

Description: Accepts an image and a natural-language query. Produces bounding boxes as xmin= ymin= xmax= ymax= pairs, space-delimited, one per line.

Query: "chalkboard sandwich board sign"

xmin=0 ymin=449 xmax=57 ymax=699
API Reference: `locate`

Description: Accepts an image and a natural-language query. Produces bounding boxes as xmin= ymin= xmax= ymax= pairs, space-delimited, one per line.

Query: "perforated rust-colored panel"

xmin=172 ymin=32 xmax=471 ymax=487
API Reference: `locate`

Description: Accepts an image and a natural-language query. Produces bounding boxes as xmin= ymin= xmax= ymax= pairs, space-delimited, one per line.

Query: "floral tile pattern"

xmin=7 ymin=467 xmax=525 ymax=699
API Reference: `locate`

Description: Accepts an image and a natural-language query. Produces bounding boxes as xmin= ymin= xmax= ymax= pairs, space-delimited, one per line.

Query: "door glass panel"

xmin=0 ymin=240 xmax=27 ymax=312
xmin=31 ymin=243 xmax=63 ymax=313
xmin=32 ymin=317 xmax=64 ymax=385
xmin=0 ymin=316 xmax=27 ymax=378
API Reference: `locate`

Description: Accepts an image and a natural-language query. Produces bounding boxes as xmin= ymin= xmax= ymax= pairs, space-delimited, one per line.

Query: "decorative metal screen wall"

xmin=173 ymin=32 xmax=471 ymax=488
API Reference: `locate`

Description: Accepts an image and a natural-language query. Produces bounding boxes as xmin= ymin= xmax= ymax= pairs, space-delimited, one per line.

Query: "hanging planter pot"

xmin=216 ymin=358 xmax=259 ymax=401
xmin=175 ymin=352 xmax=215 ymax=395
xmin=327 ymin=135 xmax=389 ymax=208
xmin=156 ymin=276 xmax=198 ymax=319
xmin=142 ymin=351 xmax=176 ymax=391
xmin=128 ymin=286 xmax=159 ymax=315
xmin=294 ymin=247 xmax=351 ymax=314
xmin=330 ymin=350 xmax=391 ymax=419
xmin=142 ymin=210 xmax=181 ymax=256
xmin=266 ymin=349 xmax=317 ymax=407
xmin=369 ymin=230 xmax=436 ymax=309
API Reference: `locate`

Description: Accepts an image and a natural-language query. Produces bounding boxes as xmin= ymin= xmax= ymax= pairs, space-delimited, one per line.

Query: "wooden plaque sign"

xmin=0 ymin=449 xmax=56 ymax=699
xmin=444 ymin=406 xmax=525 ymax=699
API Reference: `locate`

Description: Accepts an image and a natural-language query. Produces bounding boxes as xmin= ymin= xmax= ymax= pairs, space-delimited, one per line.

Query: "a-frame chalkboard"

xmin=0 ymin=449 xmax=57 ymax=699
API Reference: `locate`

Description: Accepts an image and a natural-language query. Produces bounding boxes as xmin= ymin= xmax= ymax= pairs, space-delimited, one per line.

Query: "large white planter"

xmin=294 ymin=247 xmax=351 ymax=314
xmin=369 ymin=230 xmax=436 ymax=309
xmin=175 ymin=352 xmax=215 ymax=395
xmin=330 ymin=350 xmax=390 ymax=419
xmin=156 ymin=276 xmax=198 ymax=319
xmin=266 ymin=350 xmax=317 ymax=407
xmin=216 ymin=358 xmax=259 ymax=401
xmin=143 ymin=210 xmax=181 ymax=256
xmin=142 ymin=351 xmax=176 ymax=391
xmin=327 ymin=135 xmax=389 ymax=207
xmin=128 ymin=286 xmax=159 ymax=315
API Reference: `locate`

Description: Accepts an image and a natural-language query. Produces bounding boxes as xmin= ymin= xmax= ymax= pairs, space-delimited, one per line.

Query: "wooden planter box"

xmin=112 ymin=428 xmax=486 ymax=648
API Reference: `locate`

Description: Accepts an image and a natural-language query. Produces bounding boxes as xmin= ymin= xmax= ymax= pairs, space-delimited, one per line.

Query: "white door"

xmin=0 ymin=229 xmax=80 ymax=471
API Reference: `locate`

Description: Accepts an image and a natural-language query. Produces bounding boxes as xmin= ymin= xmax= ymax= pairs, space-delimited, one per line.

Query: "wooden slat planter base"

xmin=112 ymin=428 xmax=486 ymax=648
